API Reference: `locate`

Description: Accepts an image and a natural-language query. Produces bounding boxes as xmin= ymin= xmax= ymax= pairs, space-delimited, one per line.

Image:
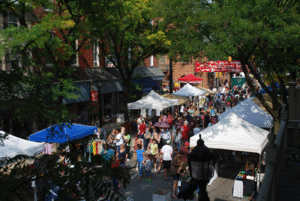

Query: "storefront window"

xmin=103 ymin=93 xmax=112 ymax=117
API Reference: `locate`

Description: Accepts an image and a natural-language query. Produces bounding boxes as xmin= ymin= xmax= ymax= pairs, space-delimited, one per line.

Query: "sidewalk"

xmin=119 ymin=161 xmax=250 ymax=201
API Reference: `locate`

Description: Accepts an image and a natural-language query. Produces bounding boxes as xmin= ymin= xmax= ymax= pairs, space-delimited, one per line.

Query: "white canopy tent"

xmin=189 ymin=113 xmax=269 ymax=190
xmin=190 ymin=112 xmax=269 ymax=153
xmin=218 ymin=97 xmax=273 ymax=129
xmin=173 ymin=83 xmax=206 ymax=97
xmin=127 ymin=90 xmax=178 ymax=111
xmin=0 ymin=131 xmax=44 ymax=158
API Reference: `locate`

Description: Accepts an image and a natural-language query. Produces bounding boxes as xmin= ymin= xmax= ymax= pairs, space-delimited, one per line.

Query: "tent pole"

xmin=258 ymin=153 xmax=261 ymax=190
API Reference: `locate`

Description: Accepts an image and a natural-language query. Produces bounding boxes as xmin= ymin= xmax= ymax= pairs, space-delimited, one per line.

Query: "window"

xmin=92 ymin=41 xmax=99 ymax=67
xmin=160 ymin=56 xmax=166 ymax=63
xmin=6 ymin=47 xmax=20 ymax=70
xmin=8 ymin=12 xmax=18 ymax=28
xmin=71 ymin=39 xmax=78 ymax=66
xmin=105 ymin=55 xmax=117 ymax=68
xmin=150 ymin=55 xmax=154 ymax=66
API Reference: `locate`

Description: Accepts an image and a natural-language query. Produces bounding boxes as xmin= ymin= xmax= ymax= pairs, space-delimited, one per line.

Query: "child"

xmin=111 ymin=155 xmax=120 ymax=191
xmin=135 ymin=144 xmax=145 ymax=181
xmin=144 ymin=154 xmax=152 ymax=182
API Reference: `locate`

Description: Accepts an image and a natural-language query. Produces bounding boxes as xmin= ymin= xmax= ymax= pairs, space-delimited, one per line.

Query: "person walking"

xmin=161 ymin=140 xmax=173 ymax=180
xmin=144 ymin=126 xmax=152 ymax=151
xmin=144 ymin=153 xmax=152 ymax=182
xmin=147 ymin=138 xmax=159 ymax=172
xmin=180 ymin=121 xmax=190 ymax=144
xmin=172 ymin=151 xmax=185 ymax=199
xmin=193 ymin=124 xmax=201 ymax=136
xmin=174 ymin=128 xmax=182 ymax=150
xmin=135 ymin=144 xmax=145 ymax=181
xmin=160 ymin=128 xmax=171 ymax=147
xmin=123 ymin=131 xmax=131 ymax=161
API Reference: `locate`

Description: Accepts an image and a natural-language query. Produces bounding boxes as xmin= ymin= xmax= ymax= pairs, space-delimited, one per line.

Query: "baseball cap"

xmin=166 ymin=140 xmax=170 ymax=144
xmin=184 ymin=121 xmax=188 ymax=124
xmin=184 ymin=142 xmax=190 ymax=147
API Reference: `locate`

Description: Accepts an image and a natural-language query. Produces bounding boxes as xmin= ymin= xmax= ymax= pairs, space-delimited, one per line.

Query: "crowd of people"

xmin=89 ymin=83 xmax=260 ymax=199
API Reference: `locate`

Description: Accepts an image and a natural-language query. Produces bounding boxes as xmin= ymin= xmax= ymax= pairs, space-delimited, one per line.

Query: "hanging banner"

xmin=91 ymin=91 xmax=99 ymax=102
xmin=195 ymin=60 xmax=250 ymax=73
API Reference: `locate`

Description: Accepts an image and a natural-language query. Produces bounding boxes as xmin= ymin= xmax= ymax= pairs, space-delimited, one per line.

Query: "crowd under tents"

xmin=161 ymin=93 xmax=189 ymax=105
xmin=0 ymin=131 xmax=44 ymax=159
xmin=127 ymin=90 xmax=178 ymax=111
xmin=196 ymin=86 xmax=217 ymax=95
xmin=218 ymin=97 xmax=273 ymax=129
xmin=173 ymin=83 xmax=206 ymax=97
xmin=29 ymin=123 xmax=98 ymax=143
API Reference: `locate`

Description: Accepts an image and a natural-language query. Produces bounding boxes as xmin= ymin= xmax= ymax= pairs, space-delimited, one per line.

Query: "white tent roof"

xmin=219 ymin=97 xmax=273 ymax=129
xmin=127 ymin=90 xmax=178 ymax=111
xmin=190 ymin=113 xmax=269 ymax=154
xmin=0 ymin=131 xmax=44 ymax=158
xmin=173 ymin=83 xmax=206 ymax=96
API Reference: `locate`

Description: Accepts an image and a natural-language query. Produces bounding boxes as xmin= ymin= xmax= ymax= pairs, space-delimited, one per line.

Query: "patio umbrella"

xmin=157 ymin=122 xmax=170 ymax=128
xmin=154 ymin=122 xmax=162 ymax=127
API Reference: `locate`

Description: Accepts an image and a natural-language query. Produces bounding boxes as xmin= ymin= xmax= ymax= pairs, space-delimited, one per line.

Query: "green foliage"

xmin=158 ymin=0 xmax=300 ymax=123
xmin=0 ymin=144 xmax=130 ymax=201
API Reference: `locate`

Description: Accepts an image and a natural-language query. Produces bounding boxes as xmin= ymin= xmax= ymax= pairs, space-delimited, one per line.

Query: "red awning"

xmin=178 ymin=74 xmax=203 ymax=83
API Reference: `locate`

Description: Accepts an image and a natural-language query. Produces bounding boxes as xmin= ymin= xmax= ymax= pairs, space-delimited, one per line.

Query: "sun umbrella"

xmin=154 ymin=122 xmax=162 ymax=127
xmin=157 ymin=122 xmax=170 ymax=128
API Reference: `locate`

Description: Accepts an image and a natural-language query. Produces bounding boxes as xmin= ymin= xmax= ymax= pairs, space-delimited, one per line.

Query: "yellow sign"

xmin=228 ymin=56 xmax=232 ymax=61
xmin=174 ymin=82 xmax=180 ymax=87
xmin=215 ymin=72 xmax=222 ymax=78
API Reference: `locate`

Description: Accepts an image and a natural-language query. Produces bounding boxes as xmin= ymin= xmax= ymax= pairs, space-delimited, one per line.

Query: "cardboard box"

xmin=153 ymin=189 xmax=171 ymax=201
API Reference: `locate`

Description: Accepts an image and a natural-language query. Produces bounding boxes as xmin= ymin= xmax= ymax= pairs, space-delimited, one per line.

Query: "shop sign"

xmin=91 ymin=91 xmax=99 ymax=102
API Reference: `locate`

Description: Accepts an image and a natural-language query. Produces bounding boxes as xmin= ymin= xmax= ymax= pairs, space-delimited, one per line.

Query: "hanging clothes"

xmin=92 ymin=142 xmax=96 ymax=155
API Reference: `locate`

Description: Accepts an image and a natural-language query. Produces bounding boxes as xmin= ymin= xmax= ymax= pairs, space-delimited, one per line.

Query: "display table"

xmin=233 ymin=171 xmax=255 ymax=198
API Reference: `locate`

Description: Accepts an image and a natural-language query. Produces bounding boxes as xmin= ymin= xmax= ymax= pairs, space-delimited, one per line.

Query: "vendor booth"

xmin=162 ymin=93 xmax=189 ymax=105
xmin=29 ymin=123 xmax=98 ymax=143
xmin=178 ymin=74 xmax=203 ymax=83
xmin=218 ymin=97 xmax=273 ymax=129
xmin=0 ymin=131 xmax=44 ymax=158
xmin=190 ymin=113 xmax=269 ymax=197
xmin=127 ymin=90 xmax=178 ymax=111
xmin=173 ymin=83 xmax=206 ymax=97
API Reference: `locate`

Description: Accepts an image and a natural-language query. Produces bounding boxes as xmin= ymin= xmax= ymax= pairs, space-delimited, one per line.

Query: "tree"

xmin=0 ymin=132 xmax=130 ymax=200
xmin=0 ymin=0 xmax=96 ymax=134
xmin=158 ymin=0 xmax=300 ymax=133
xmin=85 ymin=0 xmax=171 ymax=121
xmin=0 ymin=0 xmax=131 ymax=200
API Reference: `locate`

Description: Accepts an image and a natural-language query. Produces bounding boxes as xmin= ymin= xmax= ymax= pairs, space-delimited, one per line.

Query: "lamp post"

xmin=97 ymin=81 xmax=102 ymax=128
xmin=188 ymin=135 xmax=217 ymax=201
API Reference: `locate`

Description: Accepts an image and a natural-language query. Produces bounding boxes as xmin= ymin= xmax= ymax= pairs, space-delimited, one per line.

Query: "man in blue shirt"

xmin=193 ymin=124 xmax=201 ymax=136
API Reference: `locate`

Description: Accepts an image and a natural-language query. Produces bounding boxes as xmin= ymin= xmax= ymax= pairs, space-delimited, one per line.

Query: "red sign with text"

xmin=91 ymin=91 xmax=99 ymax=102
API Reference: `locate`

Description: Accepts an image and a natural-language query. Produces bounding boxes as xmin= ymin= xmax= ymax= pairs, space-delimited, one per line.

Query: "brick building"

xmin=157 ymin=55 xmax=231 ymax=90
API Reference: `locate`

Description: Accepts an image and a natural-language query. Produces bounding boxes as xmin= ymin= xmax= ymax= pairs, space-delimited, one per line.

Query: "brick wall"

xmin=78 ymin=39 xmax=93 ymax=68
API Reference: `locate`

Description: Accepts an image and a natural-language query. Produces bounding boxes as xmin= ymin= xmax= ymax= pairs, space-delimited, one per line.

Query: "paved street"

xmin=119 ymin=160 xmax=250 ymax=201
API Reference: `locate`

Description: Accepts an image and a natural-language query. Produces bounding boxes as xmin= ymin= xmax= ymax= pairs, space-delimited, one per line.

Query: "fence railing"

xmin=257 ymin=104 xmax=288 ymax=201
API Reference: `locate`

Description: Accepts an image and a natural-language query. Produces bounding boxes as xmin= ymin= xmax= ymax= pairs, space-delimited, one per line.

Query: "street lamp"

xmin=188 ymin=135 xmax=217 ymax=201
xmin=97 ymin=81 xmax=102 ymax=128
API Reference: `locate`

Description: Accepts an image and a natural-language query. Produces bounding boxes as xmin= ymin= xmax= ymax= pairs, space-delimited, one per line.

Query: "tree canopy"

xmin=159 ymin=0 xmax=300 ymax=132
xmin=85 ymin=0 xmax=171 ymax=120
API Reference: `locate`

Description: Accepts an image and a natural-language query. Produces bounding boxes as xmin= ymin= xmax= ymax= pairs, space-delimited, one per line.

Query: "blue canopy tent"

xmin=29 ymin=124 xmax=98 ymax=143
